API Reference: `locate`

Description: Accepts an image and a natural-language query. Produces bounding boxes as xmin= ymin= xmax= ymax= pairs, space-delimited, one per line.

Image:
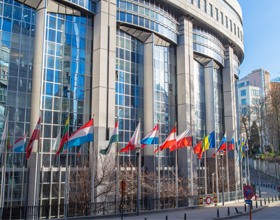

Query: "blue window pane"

xmin=127 ymin=13 xmax=132 ymax=23
xmin=46 ymin=69 xmax=54 ymax=82
xmin=80 ymin=37 xmax=86 ymax=49
xmin=139 ymin=17 xmax=144 ymax=26
xmin=145 ymin=18 xmax=149 ymax=28
xmin=79 ymin=50 xmax=85 ymax=62
xmin=78 ymin=88 xmax=84 ymax=100
xmin=119 ymin=94 xmax=124 ymax=105
xmin=133 ymin=15 xmax=138 ymax=25
xmin=120 ymin=0 xmax=126 ymax=9
xmin=13 ymin=6 xmax=22 ymax=20
xmin=57 ymin=31 xmax=62 ymax=43
xmin=119 ymin=71 xmax=124 ymax=82
xmin=120 ymin=11 xmax=125 ymax=22
xmin=115 ymin=94 xmax=118 ymax=105
xmin=119 ymin=48 xmax=124 ymax=59
xmin=125 ymin=50 xmax=130 ymax=61
xmin=65 ymin=33 xmax=71 ymax=46
xmin=23 ymin=9 xmax=31 ymax=23
xmin=65 ymin=21 xmax=72 ymax=33
xmin=125 ymin=96 xmax=129 ymax=106
xmin=80 ymin=25 xmax=86 ymax=37
xmin=127 ymin=2 xmax=132 ymax=11
xmin=115 ymin=82 xmax=118 ymax=93
xmin=78 ymin=75 xmax=84 ymax=87
xmin=79 ymin=63 xmax=85 ymax=74
xmin=45 ymin=83 xmax=53 ymax=95
xmin=125 ymin=120 xmax=129 ymax=130
xmin=119 ymin=83 xmax=124 ymax=94
xmin=48 ymin=29 xmax=56 ymax=42
xmin=3 ymin=18 xmax=11 ymax=32
xmin=125 ymin=84 xmax=129 ymax=95
xmin=4 ymin=4 xmax=12 ymax=18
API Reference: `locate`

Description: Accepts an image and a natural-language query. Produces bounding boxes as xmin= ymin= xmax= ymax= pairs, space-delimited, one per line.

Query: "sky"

xmin=237 ymin=0 xmax=280 ymax=80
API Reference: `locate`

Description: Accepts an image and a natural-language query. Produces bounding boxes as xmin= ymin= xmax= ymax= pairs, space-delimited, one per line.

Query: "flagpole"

xmin=247 ymin=150 xmax=250 ymax=185
xmin=239 ymin=133 xmax=243 ymax=191
xmin=64 ymin=112 xmax=70 ymax=220
xmin=190 ymin=124 xmax=193 ymax=196
xmin=91 ymin=114 xmax=95 ymax=215
xmin=157 ymin=120 xmax=160 ymax=208
xmin=34 ymin=110 xmax=42 ymax=219
xmin=215 ymin=128 xmax=219 ymax=202
xmin=203 ymin=125 xmax=207 ymax=196
xmin=175 ymin=122 xmax=178 ymax=208
xmin=116 ymin=116 xmax=119 ymax=212
xmin=0 ymin=106 xmax=9 ymax=217
xmin=226 ymin=130 xmax=230 ymax=201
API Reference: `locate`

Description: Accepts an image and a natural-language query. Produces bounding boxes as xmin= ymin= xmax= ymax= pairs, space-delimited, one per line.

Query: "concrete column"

xmin=92 ymin=0 xmax=116 ymax=135
xmin=27 ymin=1 xmax=47 ymax=207
xmin=92 ymin=0 xmax=116 ymax=201
xmin=204 ymin=60 xmax=215 ymax=143
xmin=143 ymin=34 xmax=155 ymax=173
xmin=223 ymin=45 xmax=239 ymax=188
xmin=176 ymin=16 xmax=196 ymax=195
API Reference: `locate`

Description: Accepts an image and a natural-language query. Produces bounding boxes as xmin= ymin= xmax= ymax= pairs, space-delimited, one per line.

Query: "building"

xmin=0 ymin=0 xmax=244 ymax=217
xmin=237 ymin=69 xmax=270 ymax=152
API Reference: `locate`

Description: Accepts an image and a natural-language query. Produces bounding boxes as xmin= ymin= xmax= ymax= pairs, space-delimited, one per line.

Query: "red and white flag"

xmin=120 ymin=122 xmax=141 ymax=153
xmin=154 ymin=126 xmax=176 ymax=153
xmin=170 ymin=128 xmax=192 ymax=152
xmin=26 ymin=116 xmax=41 ymax=159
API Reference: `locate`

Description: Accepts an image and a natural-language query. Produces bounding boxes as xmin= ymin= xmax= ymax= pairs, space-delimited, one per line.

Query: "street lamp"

xmin=256 ymin=155 xmax=261 ymax=197
xmin=212 ymin=173 xmax=215 ymax=194
xmin=135 ymin=145 xmax=141 ymax=216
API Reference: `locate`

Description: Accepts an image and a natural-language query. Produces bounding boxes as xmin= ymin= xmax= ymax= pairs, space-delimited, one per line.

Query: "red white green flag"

xmin=100 ymin=120 xmax=119 ymax=155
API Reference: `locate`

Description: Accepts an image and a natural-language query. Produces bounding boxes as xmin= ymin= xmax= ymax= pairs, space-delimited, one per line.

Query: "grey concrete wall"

xmin=176 ymin=16 xmax=196 ymax=195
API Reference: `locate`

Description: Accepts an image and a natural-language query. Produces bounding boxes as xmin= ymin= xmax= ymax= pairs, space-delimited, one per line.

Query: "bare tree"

xmin=239 ymin=104 xmax=252 ymax=142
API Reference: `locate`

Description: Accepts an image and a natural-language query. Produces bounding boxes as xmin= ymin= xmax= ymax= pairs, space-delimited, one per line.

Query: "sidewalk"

xmin=76 ymin=186 xmax=279 ymax=220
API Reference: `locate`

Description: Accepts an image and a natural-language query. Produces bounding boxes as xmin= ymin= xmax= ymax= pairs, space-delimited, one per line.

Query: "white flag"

xmin=1 ymin=112 xmax=9 ymax=153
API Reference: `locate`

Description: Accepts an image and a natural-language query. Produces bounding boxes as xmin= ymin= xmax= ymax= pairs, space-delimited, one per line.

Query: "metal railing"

xmin=1 ymin=191 xmax=242 ymax=219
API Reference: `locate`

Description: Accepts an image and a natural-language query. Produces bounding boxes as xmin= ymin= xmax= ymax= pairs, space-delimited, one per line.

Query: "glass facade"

xmin=193 ymin=25 xmax=225 ymax=66
xmin=213 ymin=68 xmax=224 ymax=141
xmin=193 ymin=60 xmax=206 ymax=141
xmin=116 ymin=0 xmax=179 ymax=43
xmin=66 ymin=0 xmax=96 ymax=13
xmin=0 ymin=0 xmax=36 ymax=208
xmin=40 ymin=12 xmax=93 ymax=207
xmin=115 ymin=29 xmax=144 ymax=165
xmin=154 ymin=44 xmax=176 ymax=167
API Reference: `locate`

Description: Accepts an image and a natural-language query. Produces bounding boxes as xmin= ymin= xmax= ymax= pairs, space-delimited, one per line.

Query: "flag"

xmin=170 ymin=128 xmax=192 ymax=152
xmin=0 ymin=111 xmax=9 ymax=153
xmin=193 ymin=140 xmax=202 ymax=154
xmin=68 ymin=118 xmax=94 ymax=148
xmin=120 ymin=121 xmax=141 ymax=153
xmin=244 ymin=139 xmax=249 ymax=151
xmin=7 ymin=133 xmax=11 ymax=149
xmin=26 ymin=116 xmax=41 ymax=159
xmin=203 ymin=131 xmax=215 ymax=151
xmin=212 ymin=132 xmax=226 ymax=157
xmin=12 ymin=134 xmax=26 ymax=152
xmin=154 ymin=126 xmax=176 ymax=153
xmin=55 ymin=116 xmax=69 ymax=156
xmin=77 ymin=146 xmax=82 ymax=157
xmin=100 ymin=120 xmax=118 ymax=155
xmin=140 ymin=124 xmax=159 ymax=149
xmin=50 ymin=130 xmax=60 ymax=153
xmin=223 ymin=133 xmax=234 ymax=156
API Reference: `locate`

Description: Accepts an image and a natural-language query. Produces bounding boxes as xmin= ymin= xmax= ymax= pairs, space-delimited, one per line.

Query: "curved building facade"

xmin=0 ymin=0 xmax=244 ymax=217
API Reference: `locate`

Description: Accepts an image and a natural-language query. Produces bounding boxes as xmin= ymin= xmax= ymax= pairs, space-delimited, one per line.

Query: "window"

xmin=238 ymin=82 xmax=245 ymax=88
xmin=230 ymin=20 xmax=232 ymax=31
xmin=237 ymin=27 xmax=240 ymax=38
xmin=247 ymin=81 xmax=249 ymax=85
xmin=241 ymin=99 xmax=247 ymax=105
xmin=189 ymin=0 xmax=193 ymax=4
xmin=241 ymin=90 xmax=246 ymax=96
xmin=221 ymin=12 xmax=223 ymax=24
xmin=209 ymin=4 xmax=213 ymax=17
xmin=225 ymin=16 xmax=228 ymax=28
xmin=197 ymin=0 xmax=200 ymax=8
xmin=204 ymin=0 xmax=207 ymax=12
xmin=252 ymin=98 xmax=260 ymax=105
xmin=251 ymin=89 xmax=260 ymax=96
xmin=242 ymin=108 xmax=247 ymax=114
xmin=234 ymin=23 xmax=236 ymax=35
xmin=215 ymin=8 xmax=219 ymax=21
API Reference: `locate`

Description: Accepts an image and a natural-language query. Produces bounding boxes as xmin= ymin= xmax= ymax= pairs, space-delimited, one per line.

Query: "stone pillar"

xmin=92 ymin=0 xmax=116 ymax=200
xmin=223 ymin=45 xmax=239 ymax=188
xmin=176 ymin=16 xmax=196 ymax=195
xmin=27 ymin=0 xmax=47 ymax=207
xmin=143 ymin=34 xmax=155 ymax=173
xmin=204 ymin=60 xmax=215 ymax=151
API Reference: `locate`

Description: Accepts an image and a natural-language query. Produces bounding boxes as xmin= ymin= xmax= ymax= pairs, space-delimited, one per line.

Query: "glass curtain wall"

xmin=154 ymin=45 xmax=177 ymax=168
xmin=0 ymin=0 xmax=36 ymax=207
xmin=193 ymin=59 xmax=206 ymax=194
xmin=213 ymin=68 xmax=224 ymax=141
xmin=115 ymin=29 xmax=144 ymax=166
xmin=40 ymin=12 xmax=93 ymax=208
